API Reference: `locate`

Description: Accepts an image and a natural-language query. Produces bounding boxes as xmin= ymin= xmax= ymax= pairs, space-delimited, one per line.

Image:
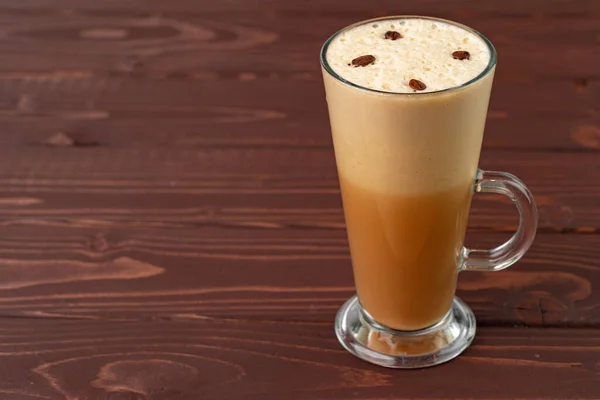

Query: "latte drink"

xmin=322 ymin=17 xmax=494 ymax=331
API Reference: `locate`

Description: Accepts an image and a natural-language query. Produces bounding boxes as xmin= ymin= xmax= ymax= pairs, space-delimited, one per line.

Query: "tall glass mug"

xmin=321 ymin=16 xmax=538 ymax=368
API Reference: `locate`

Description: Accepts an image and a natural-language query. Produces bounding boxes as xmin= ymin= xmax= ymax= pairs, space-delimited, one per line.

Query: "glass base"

xmin=335 ymin=295 xmax=476 ymax=369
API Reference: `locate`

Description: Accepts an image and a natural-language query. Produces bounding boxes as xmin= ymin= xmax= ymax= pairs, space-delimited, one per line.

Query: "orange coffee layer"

xmin=340 ymin=174 xmax=473 ymax=331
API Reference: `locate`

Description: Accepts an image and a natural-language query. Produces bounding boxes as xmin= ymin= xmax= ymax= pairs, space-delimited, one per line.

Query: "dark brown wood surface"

xmin=0 ymin=0 xmax=598 ymax=398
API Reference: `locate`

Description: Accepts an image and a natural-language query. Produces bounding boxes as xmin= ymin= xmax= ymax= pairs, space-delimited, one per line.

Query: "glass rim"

xmin=320 ymin=16 xmax=497 ymax=96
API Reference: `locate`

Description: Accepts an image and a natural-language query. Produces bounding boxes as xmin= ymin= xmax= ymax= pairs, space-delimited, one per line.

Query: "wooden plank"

xmin=0 ymin=7 xmax=596 ymax=78
xmin=0 ymin=7 xmax=595 ymax=153
xmin=0 ymin=0 xmax=597 ymax=16
xmin=0 ymin=319 xmax=598 ymax=399
xmin=0 ymin=149 xmax=597 ymax=231
xmin=0 ymin=228 xmax=597 ymax=327
xmin=0 ymin=77 xmax=597 ymax=151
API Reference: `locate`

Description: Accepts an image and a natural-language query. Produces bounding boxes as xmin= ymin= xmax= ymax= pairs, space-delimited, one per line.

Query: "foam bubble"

xmin=325 ymin=18 xmax=491 ymax=93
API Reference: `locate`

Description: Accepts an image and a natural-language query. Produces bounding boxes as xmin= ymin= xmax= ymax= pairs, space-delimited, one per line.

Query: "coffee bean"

xmin=384 ymin=31 xmax=403 ymax=40
xmin=409 ymin=79 xmax=427 ymax=91
xmin=351 ymin=55 xmax=376 ymax=67
xmin=452 ymin=50 xmax=470 ymax=60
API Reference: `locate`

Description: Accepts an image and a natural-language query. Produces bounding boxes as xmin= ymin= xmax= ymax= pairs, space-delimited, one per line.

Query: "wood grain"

xmin=0 ymin=78 xmax=597 ymax=151
xmin=0 ymin=229 xmax=597 ymax=328
xmin=0 ymin=149 xmax=596 ymax=231
xmin=0 ymin=0 xmax=598 ymax=398
xmin=0 ymin=319 xmax=598 ymax=400
xmin=0 ymin=6 xmax=596 ymax=152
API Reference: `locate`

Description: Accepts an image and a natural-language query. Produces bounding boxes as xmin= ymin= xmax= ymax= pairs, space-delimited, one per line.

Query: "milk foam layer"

xmin=326 ymin=18 xmax=490 ymax=93
xmin=322 ymin=18 xmax=496 ymax=196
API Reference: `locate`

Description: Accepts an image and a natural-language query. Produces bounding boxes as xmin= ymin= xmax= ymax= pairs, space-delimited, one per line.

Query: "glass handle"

xmin=461 ymin=169 xmax=538 ymax=272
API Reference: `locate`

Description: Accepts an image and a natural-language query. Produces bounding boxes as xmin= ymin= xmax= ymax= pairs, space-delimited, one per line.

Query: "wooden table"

xmin=0 ymin=1 xmax=598 ymax=399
